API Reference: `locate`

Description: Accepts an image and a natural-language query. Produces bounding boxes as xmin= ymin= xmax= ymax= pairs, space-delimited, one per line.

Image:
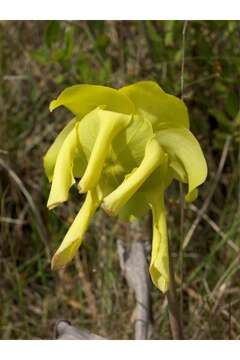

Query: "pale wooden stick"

xmin=55 ymin=230 xmax=152 ymax=340
xmin=55 ymin=320 xmax=105 ymax=340
xmin=117 ymin=237 xmax=152 ymax=340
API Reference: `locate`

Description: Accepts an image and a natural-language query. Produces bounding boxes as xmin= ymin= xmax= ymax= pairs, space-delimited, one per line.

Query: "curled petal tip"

xmin=150 ymin=262 xmax=170 ymax=293
xmin=47 ymin=201 xmax=59 ymax=210
xmin=51 ymin=254 xmax=64 ymax=271
xmin=185 ymin=188 xmax=198 ymax=202
xmin=77 ymin=183 xmax=85 ymax=194
xmin=51 ymin=250 xmax=71 ymax=271
xmin=101 ymin=202 xmax=114 ymax=216
xmin=156 ymin=277 xmax=169 ymax=293
xmin=49 ymin=100 xmax=58 ymax=112
xmin=50 ymin=189 xmax=101 ymax=270
xmin=77 ymin=179 xmax=91 ymax=194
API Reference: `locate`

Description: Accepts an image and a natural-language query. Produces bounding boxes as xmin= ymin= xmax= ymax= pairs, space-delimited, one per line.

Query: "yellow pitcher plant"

xmin=44 ymin=81 xmax=207 ymax=293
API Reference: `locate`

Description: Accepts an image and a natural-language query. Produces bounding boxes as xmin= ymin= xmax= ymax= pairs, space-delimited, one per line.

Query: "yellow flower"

xmin=44 ymin=81 xmax=207 ymax=292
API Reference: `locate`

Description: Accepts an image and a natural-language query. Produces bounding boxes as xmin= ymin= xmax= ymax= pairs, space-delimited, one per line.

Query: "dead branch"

xmin=54 ymin=224 xmax=152 ymax=340
xmin=55 ymin=320 xmax=105 ymax=340
xmin=117 ymin=238 xmax=152 ymax=340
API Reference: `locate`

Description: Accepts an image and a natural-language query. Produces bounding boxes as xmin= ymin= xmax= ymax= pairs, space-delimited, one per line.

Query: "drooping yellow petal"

xmin=149 ymin=191 xmax=169 ymax=293
xmin=43 ymin=118 xmax=76 ymax=182
xmin=156 ymin=128 xmax=207 ymax=196
xmin=185 ymin=188 xmax=198 ymax=202
xmin=47 ymin=125 xmax=78 ymax=209
xmin=102 ymin=138 xmax=166 ymax=215
xmin=119 ymin=81 xmax=189 ymax=131
xmin=78 ymin=109 xmax=132 ymax=193
xmin=50 ymin=84 xmax=135 ymax=117
xmin=51 ymin=188 xmax=102 ymax=270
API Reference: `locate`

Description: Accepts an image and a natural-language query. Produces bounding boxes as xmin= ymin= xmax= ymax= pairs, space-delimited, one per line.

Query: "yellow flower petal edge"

xmin=47 ymin=125 xmax=78 ymax=209
xmin=51 ymin=188 xmax=102 ymax=270
xmin=119 ymin=81 xmax=189 ymax=131
xmin=50 ymin=84 xmax=135 ymax=117
xmin=44 ymin=118 xmax=76 ymax=182
xmin=156 ymin=128 xmax=207 ymax=196
xmin=185 ymin=188 xmax=198 ymax=203
xmin=149 ymin=190 xmax=169 ymax=293
xmin=78 ymin=109 xmax=132 ymax=193
xmin=102 ymin=137 xmax=166 ymax=215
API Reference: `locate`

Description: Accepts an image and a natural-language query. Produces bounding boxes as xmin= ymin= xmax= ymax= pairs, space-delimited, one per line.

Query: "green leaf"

xmin=44 ymin=21 xmax=61 ymax=49
xmin=225 ymin=92 xmax=239 ymax=119
xmin=164 ymin=21 xmax=174 ymax=47
xmin=62 ymin=26 xmax=74 ymax=61
xmin=31 ymin=48 xmax=49 ymax=64
xmin=210 ymin=109 xmax=233 ymax=132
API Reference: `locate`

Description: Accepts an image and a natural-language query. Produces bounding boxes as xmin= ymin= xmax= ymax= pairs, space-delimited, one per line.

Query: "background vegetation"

xmin=0 ymin=20 xmax=240 ymax=339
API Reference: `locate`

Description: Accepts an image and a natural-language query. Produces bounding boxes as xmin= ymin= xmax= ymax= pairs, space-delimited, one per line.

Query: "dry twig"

xmin=117 ymin=238 xmax=152 ymax=340
xmin=55 ymin=320 xmax=105 ymax=340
